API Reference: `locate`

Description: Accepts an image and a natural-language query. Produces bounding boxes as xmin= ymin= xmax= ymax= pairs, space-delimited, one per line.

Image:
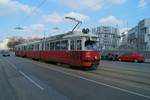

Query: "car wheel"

xmin=118 ymin=58 xmax=122 ymax=61
xmin=134 ymin=59 xmax=138 ymax=63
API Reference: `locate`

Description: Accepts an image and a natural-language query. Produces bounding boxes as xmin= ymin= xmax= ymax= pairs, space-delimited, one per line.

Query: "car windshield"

xmin=85 ymin=40 xmax=98 ymax=50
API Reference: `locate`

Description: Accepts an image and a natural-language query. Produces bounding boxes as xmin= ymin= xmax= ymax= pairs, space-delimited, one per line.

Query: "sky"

xmin=0 ymin=0 xmax=150 ymax=40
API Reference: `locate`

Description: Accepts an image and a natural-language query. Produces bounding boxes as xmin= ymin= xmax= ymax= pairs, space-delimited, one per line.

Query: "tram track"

xmin=2 ymin=56 xmax=150 ymax=100
xmin=99 ymin=65 xmax=150 ymax=75
xmin=97 ymin=66 xmax=150 ymax=79
xmin=88 ymin=66 xmax=150 ymax=87
xmin=7 ymin=56 xmax=150 ymax=90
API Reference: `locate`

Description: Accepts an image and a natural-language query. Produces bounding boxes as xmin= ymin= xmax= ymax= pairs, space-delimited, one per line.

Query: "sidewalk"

xmin=145 ymin=59 xmax=150 ymax=63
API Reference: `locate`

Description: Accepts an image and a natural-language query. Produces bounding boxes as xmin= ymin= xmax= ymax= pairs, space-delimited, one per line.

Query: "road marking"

xmin=4 ymin=59 xmax=17 ymax=70
xmin=29 ymin=60 xmax=150 ymax=99
xmin=4 ymin=58 xmax=44 ymax=91
xmin=19 ymin=70 xmax=44 ymax=91
xmin=15 ymin=57 xmax=150 ymax=99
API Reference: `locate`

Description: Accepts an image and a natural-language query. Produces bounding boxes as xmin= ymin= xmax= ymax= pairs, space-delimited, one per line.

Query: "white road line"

xmin=33 ymin=62 xmax=150 ymax=99
xmin=4 ymin=59 xmax=44 ymax=91
xmin=19 ymin=70 xmax=44 ymax=91
xmin=4 ymin=59 xmax=17 ymax=70
xmin=16 ymin=57 xmax=150 ymax=99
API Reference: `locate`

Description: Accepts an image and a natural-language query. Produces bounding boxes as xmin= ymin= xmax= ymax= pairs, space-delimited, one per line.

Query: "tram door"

xmin=69 ymin=40 xmax=82 ymax=66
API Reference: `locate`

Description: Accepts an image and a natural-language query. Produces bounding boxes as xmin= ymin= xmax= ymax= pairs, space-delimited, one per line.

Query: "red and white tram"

xmin=15 ymin=30 xmax=101 ymax=69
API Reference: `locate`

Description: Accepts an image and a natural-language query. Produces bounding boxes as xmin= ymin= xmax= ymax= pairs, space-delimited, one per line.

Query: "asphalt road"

xmin=0 ymin=54 xmax=150 ymax=100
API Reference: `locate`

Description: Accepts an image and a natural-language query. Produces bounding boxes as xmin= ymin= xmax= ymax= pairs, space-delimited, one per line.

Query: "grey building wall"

xmin=128 ymin=18 xmax=150 ymax=51
xmin=127 ymin=26 xmax=138 ymax=49
xmin=92 ymin=26 xmax=120 ymax=51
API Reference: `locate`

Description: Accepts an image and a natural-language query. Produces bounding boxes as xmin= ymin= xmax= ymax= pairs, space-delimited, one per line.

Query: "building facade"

xmin=92 ymin=26 xmax=120 ymax=51
xmin=119 ymin=31 xmax=130 ymax=49
xmin=127 ymin=26 xmax=138 ymax=49
xmin=128 ymin=18 xmax=150 ymax=51
xmin=0 ymin=38 xmax=9 ymax=50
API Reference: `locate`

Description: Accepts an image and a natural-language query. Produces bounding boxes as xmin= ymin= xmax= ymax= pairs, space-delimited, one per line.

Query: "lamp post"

xmin=14 ymin=26 xmax=24 ymax=30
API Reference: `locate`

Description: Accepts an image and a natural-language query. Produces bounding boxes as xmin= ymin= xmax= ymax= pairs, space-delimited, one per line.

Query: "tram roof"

xmin=47 ymin=31 xmax=98 ymax=40
xmin=15 ymin=40 xmax=41 ymax=47
xmin=16 ymin=31 xmax=97 ymax=47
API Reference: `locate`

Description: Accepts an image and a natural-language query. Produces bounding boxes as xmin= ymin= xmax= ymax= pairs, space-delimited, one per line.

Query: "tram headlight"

xmin=86 ymin=52 xmax=91 ymax=57
xmin=94 ymin=56 xmax=98 ymax=60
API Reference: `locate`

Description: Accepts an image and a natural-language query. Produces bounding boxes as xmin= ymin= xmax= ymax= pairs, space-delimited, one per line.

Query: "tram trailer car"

xmin=15 ymin=31 xmax=101 ymax=69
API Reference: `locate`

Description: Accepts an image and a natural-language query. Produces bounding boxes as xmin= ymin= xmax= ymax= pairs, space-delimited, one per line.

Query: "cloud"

xmin=110 ymin=0 xmax=127 ymax=4
xmin=42 ymin=13 xmax=64 ymax=24
xmin=120 ymin=27 xmax=131 ymax=33
xmin=138 ymin=0 xmax=148 ymax=8
xmin=60 ymin=0 xmax=102 ymax=11
xmin=98 ymin=16 xmax=123 ymax=26
xmin=13 ymin=24 xmax=45 ymax=38
xmin=65 ymin=12 xmax=89 ymax=21
xmin=0 ymin=0 xmax=38 ymax=16
xmin=42 ymin=12 xmax=89 ymax=24
xmin=58 ymin=0 xmax=127 ymax=11
xmin=19 ymin=24 xmax=45 ymax=33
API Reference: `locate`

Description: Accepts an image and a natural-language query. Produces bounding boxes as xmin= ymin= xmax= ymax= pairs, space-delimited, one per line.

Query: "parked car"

xmin=1 ymin=50 xmax=10 ymax=57
xmin=118 ymin=52 xmax=144 ymax=62
xmin=101 ymin=53 xmax=118 ymax=61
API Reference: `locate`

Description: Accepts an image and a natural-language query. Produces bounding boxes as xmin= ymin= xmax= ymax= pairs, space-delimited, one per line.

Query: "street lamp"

xmin=14 ymin=26 xmax=24 ymax=30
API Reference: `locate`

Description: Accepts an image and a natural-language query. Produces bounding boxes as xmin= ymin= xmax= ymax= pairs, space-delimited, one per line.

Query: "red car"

xmin=118 ymin=52 xmax=145 ymax=63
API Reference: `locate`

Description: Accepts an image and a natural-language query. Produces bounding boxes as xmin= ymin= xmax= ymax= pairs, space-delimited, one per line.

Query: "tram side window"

xmin=61 ymin=40 xmax=68 ymax=50
xmin=35 ymin=44 xmax=39 ymax=51
xmin=24 ymin=46 xmax=26 ymax=50
xmin=50 ymin=42 xmax=54 ymax=50
xmin=33 ymin=45 xmax=35 ymax=51
xmin=22 ymin=46 xmax=24 ymax=51
xmin=29 ymin=45 xmax=31 ymax=50
xmin=37 ymin=44 xmax=40 ymax=51
xmin=70 ymin=40 xmax=75 ymax=50
xmin=28 ymin=46 xmax=30 ymax=51
xmin=42 ymin=43 xmax=44 ymax=50
xmin=46 ymin=42 xmax=50 ymax=50
xmin=77 ymin=40 xmax=82 ymax=50
xmin=31 ymin=45 xmax=34 ymax=50
xmin=34 ymin=44 xmax=36 ymax=51
xmin=29 ymin=45 xmax=33 ymax=50
xmin=24 ymin=46 xmax=26 ymax=51
xmin=18 ymin=47 xmax=20 ymax=51
xmin=55 ymin=41 xmax=60 ymax=50
xmin=22 ymin=46 xmax=25 ymax=51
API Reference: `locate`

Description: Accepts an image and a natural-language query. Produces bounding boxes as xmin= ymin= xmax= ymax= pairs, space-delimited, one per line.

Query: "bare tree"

xmin=7 ymin=37 xmax=26 ymax=49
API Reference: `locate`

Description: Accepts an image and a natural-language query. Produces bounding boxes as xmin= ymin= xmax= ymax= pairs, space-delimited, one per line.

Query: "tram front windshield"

xmin=85 ymin=40 xmax=98 ymax=50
